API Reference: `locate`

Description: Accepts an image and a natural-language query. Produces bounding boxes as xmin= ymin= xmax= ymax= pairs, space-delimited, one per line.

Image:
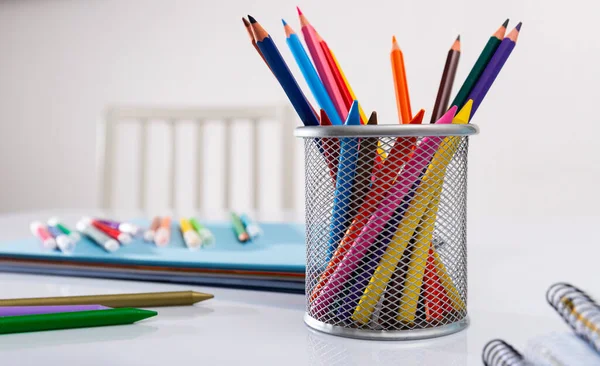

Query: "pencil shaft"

xmin=430 ymin=49 xmax=460 ymax=123
xmin=450 ymin=37 xmax=501 ymax=109
xmin=327 ymin=48 xmax=368 ymax=124
xmin=391 ymin=39 xmax=412 ymax=123
xmin=286 ymin=31 xmax=342 ymax=125
xmin=0 ymin=291 xmax=213 ymax=308
xmin=467 ymin=37 xmax=516 ymax=116
xmin=312 ymin=108 xmax=456 ymax=315
xmin=300 ymin=17 xmax=346 ymax=120
xmin=255 ymin=35 xmax=319 ymax=126
xmin=0 ymin=308 xmax=156 ymax=335
xmin=0 ymin=305 xmax=108 ymax=317
xmin=310 ymin=110 xmax=424 ymax=302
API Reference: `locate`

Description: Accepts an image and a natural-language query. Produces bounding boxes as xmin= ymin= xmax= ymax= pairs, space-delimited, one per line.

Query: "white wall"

xmin=0 ymin=0 xmax=598 ymax=218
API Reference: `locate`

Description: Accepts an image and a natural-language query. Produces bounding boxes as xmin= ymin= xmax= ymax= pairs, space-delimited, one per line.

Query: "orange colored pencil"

xmin=391 ymin=36 xmax=412 ymax=124
xmin=242 ymin=17 xmax=270 ymax=71
xmin=310 ymin=109 xmax=425 ymax=301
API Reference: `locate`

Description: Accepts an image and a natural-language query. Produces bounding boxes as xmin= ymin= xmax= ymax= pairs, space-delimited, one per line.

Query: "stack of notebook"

xmin=482 ymin=283 xmax=600 ymax=365
xmin=0 ymin=219 xmax=306 ymax=293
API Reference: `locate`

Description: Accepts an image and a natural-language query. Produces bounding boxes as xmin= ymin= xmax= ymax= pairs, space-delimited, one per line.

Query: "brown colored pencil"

xmin=242 ymin=17 xmax=270 ymax=71
xmin=348 ymin=112 xmax=379 ymax=220
xmin=430 ymin=35 xmax=461 ymax=123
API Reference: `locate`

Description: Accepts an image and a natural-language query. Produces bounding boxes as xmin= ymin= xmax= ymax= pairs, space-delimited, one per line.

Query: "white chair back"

xmin=98 ymin=105 xmax=300 ymax=216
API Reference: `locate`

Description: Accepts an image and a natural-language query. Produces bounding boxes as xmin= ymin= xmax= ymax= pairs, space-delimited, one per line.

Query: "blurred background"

xmin=0 ymin=0 xmax=595 ymax=220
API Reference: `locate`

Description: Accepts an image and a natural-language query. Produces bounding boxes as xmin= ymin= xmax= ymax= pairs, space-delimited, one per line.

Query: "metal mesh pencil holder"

xmin=295 ymin=124 xmax=479 ymax=340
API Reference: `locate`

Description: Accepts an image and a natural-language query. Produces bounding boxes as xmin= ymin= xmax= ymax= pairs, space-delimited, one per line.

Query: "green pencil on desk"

xmin=0 ymin=308 xmax=156 ymax=335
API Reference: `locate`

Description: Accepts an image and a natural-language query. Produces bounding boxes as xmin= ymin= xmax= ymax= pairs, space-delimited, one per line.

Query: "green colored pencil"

xmin=450 ymin=19 xmax=508 ymax=109
xmin=230 ymin=212 xmax=249 ymax=243
xmin=0 ymin=308 xmax=157 ymax=335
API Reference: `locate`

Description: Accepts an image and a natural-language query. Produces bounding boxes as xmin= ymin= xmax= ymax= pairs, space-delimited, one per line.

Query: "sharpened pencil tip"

xmin=456 ymin=34 xmax=460 ymax=41
xmin=392 ymin=35 xmax=397 ymax=43
xmin=296 ymin=6 xmax=303 ymax=15
xmin=242 ymin=17 xmax=250 ymax=27
xmin=247 ymin=15 xmax=257 ymax=24
xmin=502 ymin=18 xmax=510 ymax=28
xmin=281 ymin=19 xmax=287 ymax=26
xmin=515 ymin=22 xmax=522 ymax=31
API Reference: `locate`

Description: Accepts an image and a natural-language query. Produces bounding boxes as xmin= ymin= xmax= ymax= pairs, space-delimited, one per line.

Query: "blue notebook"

xmin=0 ymin=220 xmax=307 ymax=293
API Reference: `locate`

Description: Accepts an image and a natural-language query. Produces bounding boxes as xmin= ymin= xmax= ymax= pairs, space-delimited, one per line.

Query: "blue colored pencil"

xmin=326 ymin=101 xmax=361 ymax=260
xmin=248 ymin=16 xmax=319 ymax=127
xmin=283 ymin=19 xmax=343 ymax=126
xmin=468 ymin=23 xmax=521 ymax=116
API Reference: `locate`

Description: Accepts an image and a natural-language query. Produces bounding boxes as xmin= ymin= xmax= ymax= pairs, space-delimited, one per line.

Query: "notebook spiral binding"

xmin=546 ymin=282 xmax=600 ymax=353
xmin=482 ymin=339 xmax=527 ymax=366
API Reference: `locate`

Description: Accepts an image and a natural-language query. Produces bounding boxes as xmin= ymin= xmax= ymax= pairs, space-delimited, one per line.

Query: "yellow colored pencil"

xmin=329 ymin=50 xmax=368 ymax=124
xmin=352 ymin=176 xmax=434 ymax=324
xmin=351 ymin=100 xmax=472 ymax=324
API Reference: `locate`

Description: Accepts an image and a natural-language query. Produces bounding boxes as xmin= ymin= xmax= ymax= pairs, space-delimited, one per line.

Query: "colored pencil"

xmin=347 ymin=111 xmax=378 ymax=223
xmin=430 ymin=35 xmax=461 ymax=123
xmin=297 ymin=8 xmax=347 ymax=120
xmin=242 ymin=17 xmax=270 ymax=70
xmin=422 ymin=245 xmax=453 ymax=321
xmin=0 ymin=291 xmax=213 ymax=307
xmin=339 ymin=175 xmax=421 ymax=322
xmin=283 ymin=19 xmax=342 ymax=126
xmin=325 ymin=45 xmax=368 ymax=124
xmin=231 ymin=212 xmax=250 ymax=242
xmin=249 ymin=15 xmax=319 ymax=126
xmin=391 ymin=36 xmax=412 ymax=123
xmin=309 ymin=109 xmax=425 ymax=302
xmin=451 ymin=19 xmax=508 ymax=109
xmin=319 ymin=33 xmax=353 ymax=113
xmin=468 ymin=23 xmax=521 ymax=116
xmin=319 ymin=109 xmax=340 ymax=182
xmin=326 ymin=101 xmax=361 ymax=260
xmin=0 ymin=308 xmax=156 ymax=335
xmin=312 ymin=107 xmax=457 ymax=316
xmin=351 ymin=102 xmax=470 ymax=324
xmin=0 ymin=305 xmax=109 ymax=317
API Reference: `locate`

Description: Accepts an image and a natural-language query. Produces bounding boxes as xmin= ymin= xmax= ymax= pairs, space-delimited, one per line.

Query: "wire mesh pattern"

xmin=547 ymin=282 xmax=600 ymax=353
xmin=301 ymin=131 xmax=470 ymax=337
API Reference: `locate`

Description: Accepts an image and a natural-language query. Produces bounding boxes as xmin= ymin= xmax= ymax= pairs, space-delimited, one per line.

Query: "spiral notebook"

xmin=483 ymin=282 xmax=600 ymax=365
xmin=0 ymin=219 xmax=306 ymax=293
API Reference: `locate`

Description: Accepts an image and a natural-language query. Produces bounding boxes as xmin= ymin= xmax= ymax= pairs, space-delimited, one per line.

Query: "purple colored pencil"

xmin=0 ymin=305 xmax=109 ymax=317
xmin=468 ymin=22 xmax=521 ymax=116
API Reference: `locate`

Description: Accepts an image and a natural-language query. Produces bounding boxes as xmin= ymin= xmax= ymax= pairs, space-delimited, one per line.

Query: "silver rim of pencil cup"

xmin=304 ymin=313 xmax=469 ymax=341
xmin=294 ymin=124 xmax=479 ymax=138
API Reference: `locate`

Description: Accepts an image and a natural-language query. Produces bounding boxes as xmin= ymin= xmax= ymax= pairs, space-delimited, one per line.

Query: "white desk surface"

xmin=0 ymin=210 xmax=598 ymax=365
